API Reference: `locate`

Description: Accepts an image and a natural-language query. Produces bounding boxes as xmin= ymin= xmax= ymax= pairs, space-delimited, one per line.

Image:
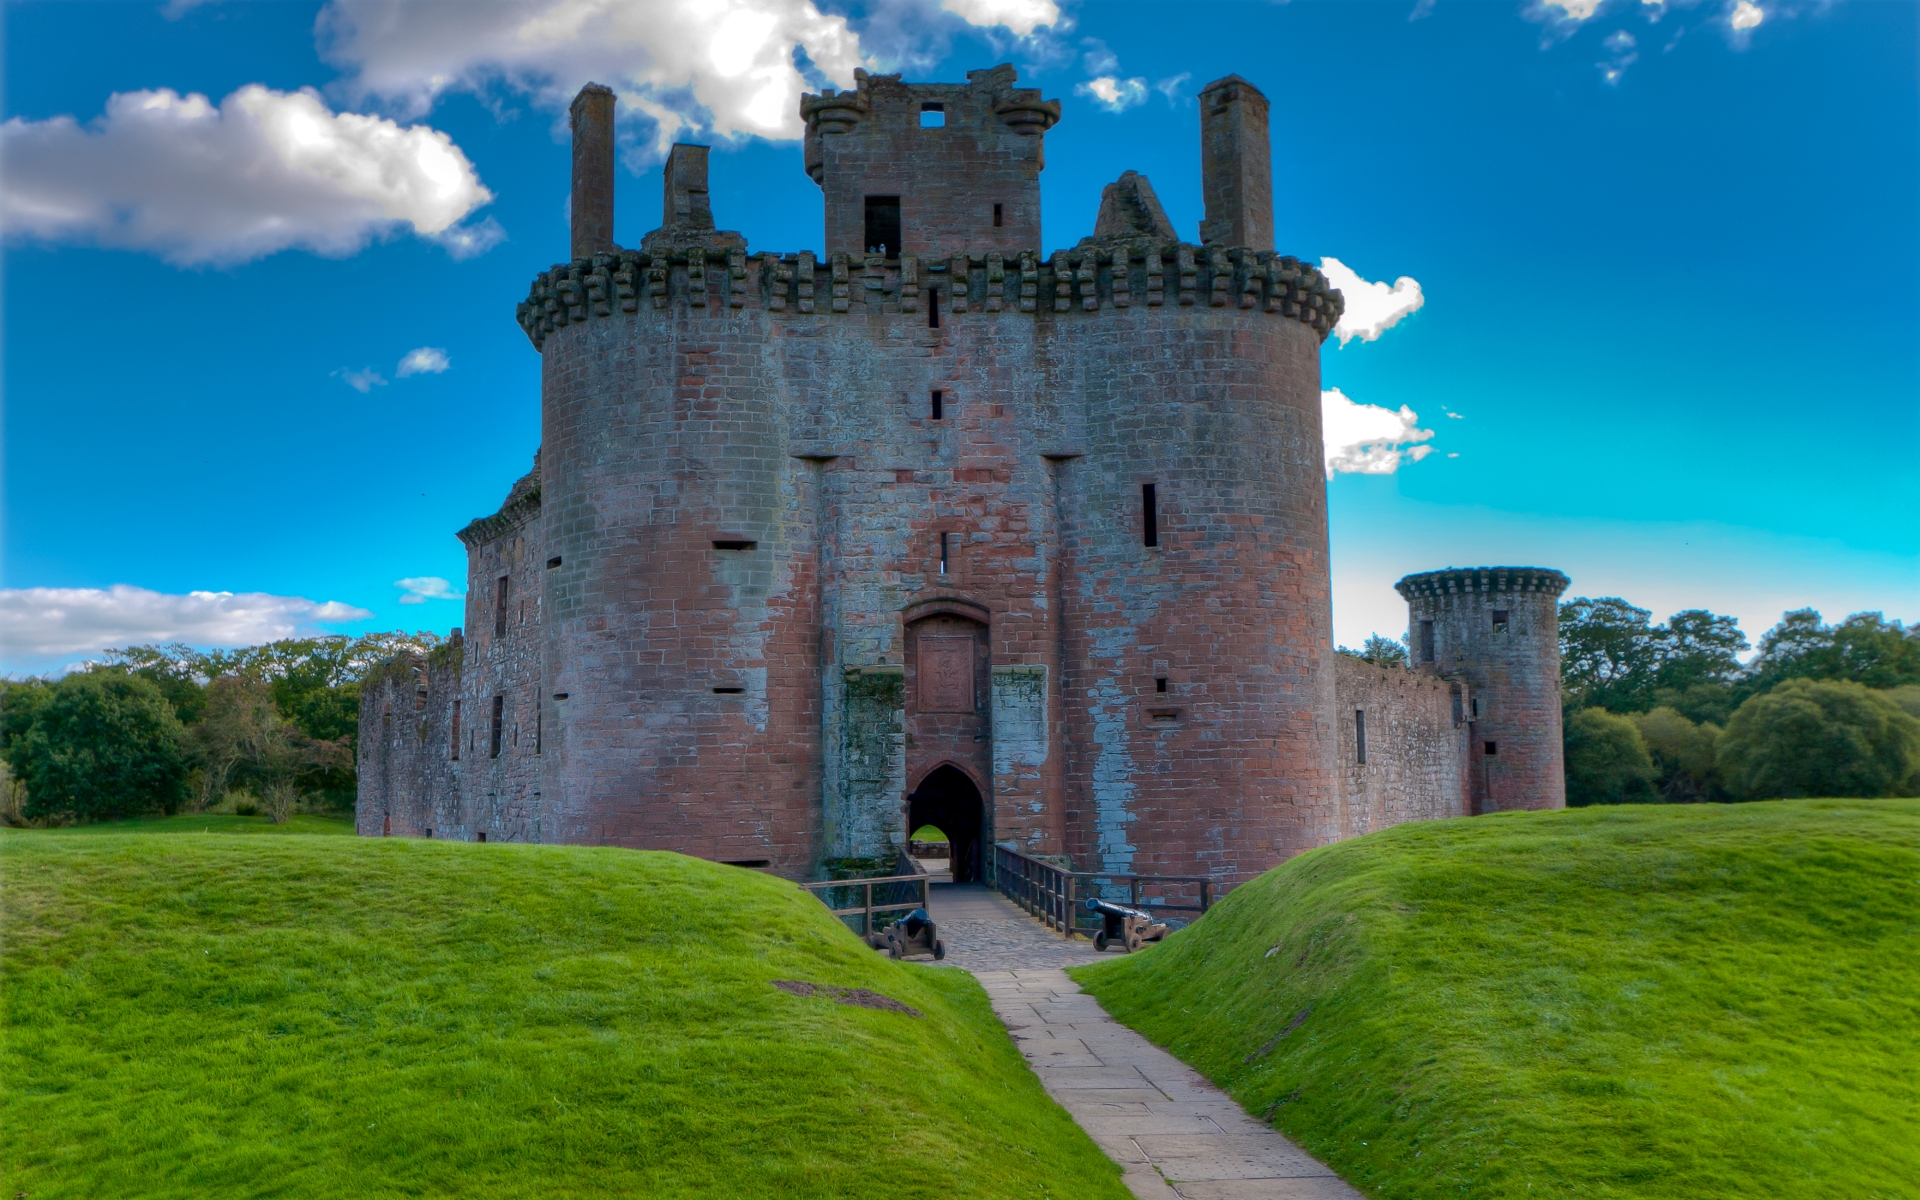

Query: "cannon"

xmin=1085 ymin=897 xmax=1170 ymax=953
xmin=864 ymin=908 xmax=945 ymax=961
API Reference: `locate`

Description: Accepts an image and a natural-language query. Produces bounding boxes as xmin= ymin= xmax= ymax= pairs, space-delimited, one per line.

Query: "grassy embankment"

xmin=1074 ymin=799 xmax=1920 ymax=1200
xmin=1 ymin=827 xmax=1127 ymax=1199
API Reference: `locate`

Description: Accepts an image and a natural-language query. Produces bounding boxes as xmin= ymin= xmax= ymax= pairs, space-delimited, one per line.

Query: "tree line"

xmin=1343 ymin=603 xmax=1920 ymax=803
xmin=1 ymin=634 xmax=436 ymax=825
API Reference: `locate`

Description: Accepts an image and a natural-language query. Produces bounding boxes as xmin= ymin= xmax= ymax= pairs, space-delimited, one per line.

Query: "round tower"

xmin=1395 ymin=567 xmax=1571 ymax=813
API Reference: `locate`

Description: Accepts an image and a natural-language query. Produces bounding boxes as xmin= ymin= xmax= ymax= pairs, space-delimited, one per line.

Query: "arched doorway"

xmin=908 ymin=764 xmax=985 ymax=883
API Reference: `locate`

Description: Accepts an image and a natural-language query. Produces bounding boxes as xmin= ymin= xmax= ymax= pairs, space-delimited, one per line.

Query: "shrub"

xmin=1564 ymin=707 xmax=1657 ymax=806
xmin=1631 ymin=706 xmax=1723 ymax=802
xmin=13 ymin=672 xmax=189 ymax=821
xmin=1718 ymin=679 xmax=1920 ymax=799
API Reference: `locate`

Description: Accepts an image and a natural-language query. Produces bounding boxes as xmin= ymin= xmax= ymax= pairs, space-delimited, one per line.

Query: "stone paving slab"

xmin=956 ymin=946 xmax=1364 ymax=1199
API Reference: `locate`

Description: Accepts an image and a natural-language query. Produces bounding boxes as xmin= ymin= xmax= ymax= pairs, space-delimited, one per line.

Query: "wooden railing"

xmin=798 ymin=873 xmax=931 ymax=937
xmin=991 ymin=844 xmax=1214 ymax=940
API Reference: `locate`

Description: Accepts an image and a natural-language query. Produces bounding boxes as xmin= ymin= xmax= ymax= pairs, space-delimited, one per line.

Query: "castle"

xmin=357 ymin=66 xmax=1571 ymax=885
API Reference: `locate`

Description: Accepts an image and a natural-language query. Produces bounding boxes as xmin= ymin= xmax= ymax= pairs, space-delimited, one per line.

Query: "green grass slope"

xmin=1 ymin=831 xmax=1126 ymax=1199
xmin=1073 ymin=800 xmax=1920 ymax=1200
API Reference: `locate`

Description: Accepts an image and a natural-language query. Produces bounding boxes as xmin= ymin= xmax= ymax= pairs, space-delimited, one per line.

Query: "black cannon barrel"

xmin=1085 ymin=897 xmax=1154 ymax=921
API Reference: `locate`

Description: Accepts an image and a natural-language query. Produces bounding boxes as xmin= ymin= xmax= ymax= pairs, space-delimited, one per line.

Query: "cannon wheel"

xmin=1124 ymin=928 xmax=1143 ymax=954
xmin=1093 ymin=931 xmax=1109 ymax=952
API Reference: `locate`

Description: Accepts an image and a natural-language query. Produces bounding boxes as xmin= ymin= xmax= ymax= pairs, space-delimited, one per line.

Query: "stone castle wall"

xmin=1331 ymin=656 xmax=1469 ymax=836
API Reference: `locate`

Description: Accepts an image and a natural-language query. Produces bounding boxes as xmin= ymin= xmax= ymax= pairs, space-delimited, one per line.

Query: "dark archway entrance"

xmin=908 ymin=765 xmax=985 ymax=883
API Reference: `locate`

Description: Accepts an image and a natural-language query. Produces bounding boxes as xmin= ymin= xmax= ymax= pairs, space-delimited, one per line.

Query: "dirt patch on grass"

xmin=773 ymin=980 xmax=921 ymax=1017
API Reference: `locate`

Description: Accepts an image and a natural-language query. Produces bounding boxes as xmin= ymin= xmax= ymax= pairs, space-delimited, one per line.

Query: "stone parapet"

xmin=1394 ymin=567 xmax=1572 ymax=602
xmin=514 ymin=243 xmax=1345 ymax=351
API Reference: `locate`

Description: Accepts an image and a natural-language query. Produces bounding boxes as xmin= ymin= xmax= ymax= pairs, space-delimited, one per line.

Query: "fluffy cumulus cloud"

xmin=0 ymin=85 xmax=498 ymax=266
xmin=1321 ymin=389 xmax=1436 ymax=479
xmin=397 ymin=346 xmax=451 ymax=377
xmin=396 ymin=577 xmax=464 ymax=605
xmin=1320 ymin=257 xmax=1426 ymax=347
xmin=317 ymin=0 xmax=1066 ymax=157
xmin=0 ymin=586 xmax=371 ymax=662
xmin=1076 ymin=76 xmax=1149 ymax=112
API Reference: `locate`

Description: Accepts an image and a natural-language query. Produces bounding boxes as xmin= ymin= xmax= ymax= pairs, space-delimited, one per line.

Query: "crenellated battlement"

xmin=514 ymin=242 xmax=1344 ymax=350
xmin=1395 ymin=568 xmax=1573 ymax=601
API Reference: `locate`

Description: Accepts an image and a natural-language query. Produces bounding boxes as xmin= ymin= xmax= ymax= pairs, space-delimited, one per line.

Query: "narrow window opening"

xmin=863 ymin=195 xmax=901 ymax=257
xmin=490 ymin=695 xmax=504 ymax=758
xmin=547 ymin=556 xmax=562 ymax=569
xmin=939 ymin=531 xmax=949 ymax=576
xmin=553 ymin=692 xmax=569 ymax=700
xmin=1155 ymin=677 xmax=1168 ymax=693
xmin=476 ymin=831 xmax=486 ymax=843
xmin=383 ymin=814 xmax=391 ymax=836
xmin=712 ymin=686 xmax=746 ymax=694
xmin=1451 ymin=691 xmax=1463 ymax=727
xmin=1484 ymin=741 xmax=1498 ymax=756
xmin=535 ymin=702 xmax=542 ymax=755
xmin=1492 ymin=609 xmax=1510 ymax=633
xmin=494 ymin=575 xmax=509 ymax=637
xmin=723 ymin=859 xmax=772 ymax=868
xmin=1471 ymin=697 xmax=1484 ymax=720
xmin=450 ymin=700 xmax=461 ymax=760
xmin=425 ymin=828 xmax=433 ymax=839
xmin=930 ymin=390 xmax=944 ymax=420
xmin=1419 ymin=620 xmax=1435 ymax=663
xmin=1355 ymin=709 xmax=1368 ymax=765
xmin=712 ymin=539 xmax=757 ymax=551
xmin=992 ymin=203 xmax=1003 ymax=228
xmin=1142 ymin=483 xmax=1159 ymax=547
xmin=519 ymin=600 xmax=525 ymax=625
xmin=928 ymin=287 xmax=940 ymax=328
xmin=919 ymin=103 xmax=945 ymax=128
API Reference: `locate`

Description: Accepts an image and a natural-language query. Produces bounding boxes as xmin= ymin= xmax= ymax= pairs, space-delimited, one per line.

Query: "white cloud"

xmin=1154 ymin=73 xmax=1193 ymax=103
xmin=336 ymin=367 xmax=387 ymax=393
xmin=1081 ymin=38 xmax=1119 ymax=75
xmin=1076 ymin=76 xmax=1149 ymax=113
xmin=1536 ymin=0 xmax=1606 ymax=21
xmin=1322 ymin=388 xmax=1435 ymax=479
xmin=939 ymin=0 xmax=1061 ymax=36
xmin=1319 ymin=257 xmax=1426 ymax=346
xmin=1729 ymin=1 xmax=1764 ymax=30
xmin=1599 ymin=29 xmax=1640 ymax=82
xmin=0 ymin=586 xmax=371 ymax=661
xmin=1 ymin=85 xmax=496 ymax=266
xmin=396 ymin=577 xmax=464 ymax=605
xmin=397 ymin=347 xmax=451 ymax=377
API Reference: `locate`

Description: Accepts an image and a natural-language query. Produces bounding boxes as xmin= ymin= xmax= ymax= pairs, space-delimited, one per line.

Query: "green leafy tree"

xmin=1338 ymin=633 xmax=1411 ymax=668
xmin=1563 ymin=707 xmax=1657 ymax=806
xmin=2 ymin=679 xmax=53 ymax=757
xmin=98 ymin=643 xmax=215 ymax=725
xmin=190 ymin=675 xmax=351 ymax=820
xmin=13 ymin=672 xmax=189 ymax=820
xmin=1561 ymin=599 xmax=1749 ymax=715
xmin=1747 ymin=610 xmax=1920 ymax=693
xmin=1630 ymin=707 xmax=1723 ymax=802
xmin=1718 ymin=679 xmax=1920 ymax=800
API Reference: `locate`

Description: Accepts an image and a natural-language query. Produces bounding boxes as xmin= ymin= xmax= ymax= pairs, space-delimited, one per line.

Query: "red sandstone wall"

xmin=1400 ymin=568 xmax=1570 ymax=812
xmin=1332 ymin=655 xmax=1468 ymax=834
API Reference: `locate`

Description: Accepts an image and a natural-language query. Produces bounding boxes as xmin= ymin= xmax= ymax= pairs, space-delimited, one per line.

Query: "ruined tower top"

xmin=569 ymin=83 xmax=616 ymax=260
xmin=1198 ymin=75 xmax=1272 ymax=250
xmin=801 ymin=64 xmax=1060 ymax=259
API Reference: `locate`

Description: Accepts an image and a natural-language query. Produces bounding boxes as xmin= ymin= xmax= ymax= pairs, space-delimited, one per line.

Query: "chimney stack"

xmin=569 ymin=83 xmax=616 ymax=259
xmin=1197 ymin=75 xmax=1272 ymax=250
xmin=662 ymin=144 xmax=714 ymax=232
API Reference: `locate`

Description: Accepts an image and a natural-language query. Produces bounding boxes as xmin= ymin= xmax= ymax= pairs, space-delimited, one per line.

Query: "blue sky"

xmin=3 ymin=0 xmax=1915 ymax=675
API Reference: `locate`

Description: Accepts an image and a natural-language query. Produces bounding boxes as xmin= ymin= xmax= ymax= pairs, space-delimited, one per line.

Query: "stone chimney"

xmin=569 ymin=83 xmax=616 ymax=259
xmin=662 ymin=143 xmax=714 ymax=232
xmin=1197 ymin=75 xmax=1272 ymax=250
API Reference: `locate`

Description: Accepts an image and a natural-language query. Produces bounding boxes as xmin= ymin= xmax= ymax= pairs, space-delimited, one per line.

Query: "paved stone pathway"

xmin=925 ymin=885 xmax=1363 ymax=1200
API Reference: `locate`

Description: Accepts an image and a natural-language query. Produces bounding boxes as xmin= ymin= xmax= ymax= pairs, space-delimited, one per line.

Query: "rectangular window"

xmin=928 ymin=287 xmax=940 ymax=328
xmin=547 ymin=556 xmax=562 ymax=569
xmin=450 ymin=700 xmax=461 ymax=760
xmin=535 ymin=702 xmax=542 ymax=755
xmin=930 ymin=390 xmax=943 ymax=420
xmin=476 ymin=831 xmax=486 ymax=843
xmin=1451 ymin=690 xmax=1464 ymax=727
xmin=1493 ymin=609 xmax=1509 ymax=633
xmin=1355 ymin=709 xmax=1367 ymax=765
xmin=1142 ymin=483 xmax=1159 ymax=547
xmin=920 ymin=103 xmax=945 ymax=128
xmin=993 ymin=203 xmax=1003 ymax=228
xmin=939 ymin=531 xmax=949 ymax=576
xmin=1484 ymin=741 xmax=1498 ymax=756
xmin=490 ymin=695 xmax=504 ymax=758
xmin=494 ymin=575 xmax=510 ymax=638
xmin=712 ymin=539 xmax=756 ymax=550
xmin=1155 ymin=677 xmax=1168 ymax=693
xmin=1419 ymin=620 xmax=1435 ymax=663
xmin=863 ymin=195 xmax=901 ymax=256
xmin=1471 ymin=697 xmax=1484 ymax=719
